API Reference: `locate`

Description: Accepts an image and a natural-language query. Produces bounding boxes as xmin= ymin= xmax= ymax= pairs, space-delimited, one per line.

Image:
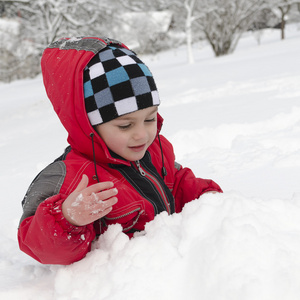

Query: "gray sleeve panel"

xmin=174 ymin=161 xmax=182 ymax=171
xmin=19 ymin=161 xmax=67 ymax=224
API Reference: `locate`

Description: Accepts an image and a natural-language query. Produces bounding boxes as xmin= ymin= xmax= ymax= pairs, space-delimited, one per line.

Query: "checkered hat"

xmin=83 ymin=45 xmax=160 ymax=126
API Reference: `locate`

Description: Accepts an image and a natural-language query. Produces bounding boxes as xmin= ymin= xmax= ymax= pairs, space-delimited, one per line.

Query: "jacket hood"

xmin=41 ymin=37 xmax=163 ymax=165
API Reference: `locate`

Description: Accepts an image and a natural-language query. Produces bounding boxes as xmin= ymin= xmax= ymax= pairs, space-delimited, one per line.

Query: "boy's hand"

xmin=62 ymin=174 xmax=118 ymax=226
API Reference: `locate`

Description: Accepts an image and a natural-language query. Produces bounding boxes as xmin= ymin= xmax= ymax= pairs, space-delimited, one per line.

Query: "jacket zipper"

xmin=105 ymin=207 xmax=142 ymax=221
xmin=104 ymin=207 xmax=144 ymax=231
xmin=135 ymin=160 xmax=171 ymax=215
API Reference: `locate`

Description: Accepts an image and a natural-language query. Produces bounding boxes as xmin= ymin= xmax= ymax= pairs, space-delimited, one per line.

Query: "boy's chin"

xmin=125 ymin=151 xmax=146 ymax=162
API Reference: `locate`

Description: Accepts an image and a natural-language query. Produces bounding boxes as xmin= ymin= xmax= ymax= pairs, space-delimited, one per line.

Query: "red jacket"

xmin=18 ymin=37 xmax=222 ymax=265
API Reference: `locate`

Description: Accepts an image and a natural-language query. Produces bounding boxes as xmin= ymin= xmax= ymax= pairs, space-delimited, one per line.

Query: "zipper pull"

xmin=135 ymin=160 xmax=146 ymax=176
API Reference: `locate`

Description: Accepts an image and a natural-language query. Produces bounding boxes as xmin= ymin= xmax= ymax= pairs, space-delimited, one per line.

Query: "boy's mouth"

xmin=129 ymin=144 xmax=146 ymax=152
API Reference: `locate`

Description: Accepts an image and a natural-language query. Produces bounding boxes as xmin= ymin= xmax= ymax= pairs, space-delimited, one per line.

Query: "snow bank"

xmin=53 ymin=192 xmax=300 ymax=300
xmin=3 ymin=193 xmax=300 ymax=300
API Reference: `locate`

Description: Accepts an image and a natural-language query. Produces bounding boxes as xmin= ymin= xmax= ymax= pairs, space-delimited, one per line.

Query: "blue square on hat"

xmin=138 ymin=64 xmax=152 ymax=77
xmin=106 ymin=66 xmax=130 ymax=87
xmin=84 ymin=80 xmax=94 ymax=98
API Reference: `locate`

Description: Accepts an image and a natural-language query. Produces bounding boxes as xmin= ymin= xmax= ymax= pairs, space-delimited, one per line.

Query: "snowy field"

xmin=1 ymin=25 xmax=300 ymax=299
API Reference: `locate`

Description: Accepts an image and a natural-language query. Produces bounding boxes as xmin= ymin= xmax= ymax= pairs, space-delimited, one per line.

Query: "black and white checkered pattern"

xmin=84 ymin=45 xmax=160 ymax=125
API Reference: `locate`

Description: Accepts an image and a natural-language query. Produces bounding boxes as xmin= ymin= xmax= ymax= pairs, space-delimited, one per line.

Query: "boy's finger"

xmin=89 ymin=196 xmax=118 ymax=213
xmin=84 ymin=181 xmax=114 ymax=194
xmin=74 ymin=174 xmax=89 ymax=193
xmin=90 ymin=206 xmax=113 ymax=218
xmin=95 ymin=188 xmax=118 ymax=202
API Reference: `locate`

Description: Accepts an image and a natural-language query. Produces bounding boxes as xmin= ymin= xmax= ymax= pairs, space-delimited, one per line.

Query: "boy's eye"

xmin=145 ymin=117 xmax=156 ymax=123
xmin=118 ymin=124 xmax=131 ymax=130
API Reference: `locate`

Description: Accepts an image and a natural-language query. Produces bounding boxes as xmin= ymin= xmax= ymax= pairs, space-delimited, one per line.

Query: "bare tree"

xmin=0 ymin=15 xmax=40 ymax=82
xmin=0 ymin=0 xmax=114 ymax=81
xmin=183 ymin=0 xmax=203 ymax=64
xmin=10 ymin=0 xmax=104 ymax=53
xmin=196 ymin=0 xmax=265 ymax=57
xmin=266 ymin=0 xmax=300 ymax=39
xmin=159 ymin=0 xmax=204 ymax=64
xmin=111 ymin=0 xmax=174 ymax=54
xmin=278 ymin=1 xmax=291 ymax=39
xmin=167 ymin=0 xmax=265 ymax=61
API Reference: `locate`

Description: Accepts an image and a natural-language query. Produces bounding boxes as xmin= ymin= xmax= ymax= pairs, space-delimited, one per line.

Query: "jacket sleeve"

xmin=17 ymin=161 xmax=96 ymax=265
xmin=172 ymin=164 xmax=223 ymax=213
xmin=158 ymin=135 xmax=223 ymax=213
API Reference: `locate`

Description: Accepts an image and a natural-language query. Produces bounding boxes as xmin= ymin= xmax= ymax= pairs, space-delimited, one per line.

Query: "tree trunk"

xmin=186 ymin=18 xmax=195 ymax=64
xmin=280 ymin=11 xmax=285 ymax=40
xmin=184 ymin=0 xmax=195 ymax=64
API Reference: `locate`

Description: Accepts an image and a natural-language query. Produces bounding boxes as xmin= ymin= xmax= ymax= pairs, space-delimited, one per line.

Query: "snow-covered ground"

xmin=1 ymin=25 xmax=300 ymax=299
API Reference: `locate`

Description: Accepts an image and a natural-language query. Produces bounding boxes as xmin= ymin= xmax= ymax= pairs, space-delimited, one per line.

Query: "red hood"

xmin=41 ymin=37 xmax=163 ymax=165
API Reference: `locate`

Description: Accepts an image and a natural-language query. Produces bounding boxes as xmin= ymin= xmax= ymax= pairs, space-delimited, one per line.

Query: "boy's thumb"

xmin=74 ymin=174 xmax=89 ymax=192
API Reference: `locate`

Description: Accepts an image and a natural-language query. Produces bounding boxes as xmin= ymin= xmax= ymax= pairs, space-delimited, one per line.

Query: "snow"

xmin=1 ymin=25 xmax=300 ymax=299
xmin=121 ymin=11 xmax=173 ymax=33
xmin=0 ymin=18 xmax=20 ymax=53
xmin=0 ymin=18 xmax=19 ymax=35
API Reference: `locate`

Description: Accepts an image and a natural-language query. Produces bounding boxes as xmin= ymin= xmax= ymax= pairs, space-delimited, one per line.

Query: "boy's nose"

xmin=133 ymin=124 xmax=147 ymax=141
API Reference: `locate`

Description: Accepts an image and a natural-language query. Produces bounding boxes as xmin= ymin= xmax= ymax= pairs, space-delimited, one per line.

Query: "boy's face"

xmin=95 ymin=107 xmax=158 ymax=161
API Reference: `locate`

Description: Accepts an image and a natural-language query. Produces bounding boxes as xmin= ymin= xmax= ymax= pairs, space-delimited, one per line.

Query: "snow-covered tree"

xmin=266 ymin=0 xmax=300 ymax=39
xmin=160 ymin=0 xmax=204 ymax=64
xmin=0 ymin=16 xmax=40 ymax=82
xmin=113 ymin=0 xmax=173 ymax=53
xmin=197 ymin=0 xmax=265 ymax=57
xmin=183 ymin=0 xmax=203 ymax=64
xmin=115 ymin=11 xmax=173 ymax=53
xmin=0 ymin=0 xmax=115 ymax=80
xmin=166 ymin=0 xmax=265 ymax=61
xmin=10 ymin=0 xmax=104 ymax=53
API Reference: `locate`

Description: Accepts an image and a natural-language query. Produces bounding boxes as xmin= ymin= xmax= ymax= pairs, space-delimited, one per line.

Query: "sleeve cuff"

xmin=44 ymin=196 xmax=87 ymax=234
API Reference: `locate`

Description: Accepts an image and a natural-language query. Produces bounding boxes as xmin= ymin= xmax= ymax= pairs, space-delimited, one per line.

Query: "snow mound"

xmin=3 ymin=193 xmax=300 ymax=300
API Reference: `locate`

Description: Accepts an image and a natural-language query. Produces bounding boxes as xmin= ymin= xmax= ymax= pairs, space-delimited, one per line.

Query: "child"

xmin=18 ymin=37 xmax=222 ymax=265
